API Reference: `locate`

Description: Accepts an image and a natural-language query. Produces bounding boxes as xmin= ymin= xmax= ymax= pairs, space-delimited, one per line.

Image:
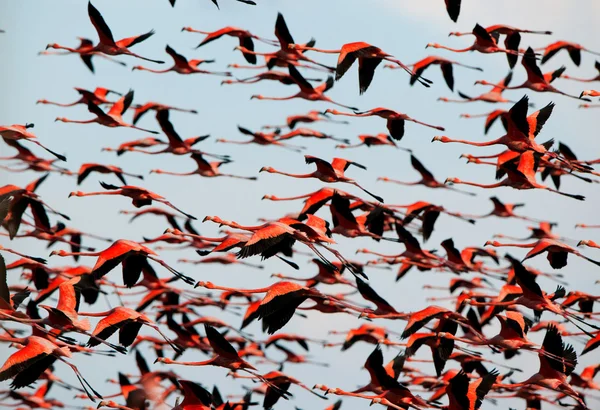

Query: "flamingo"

xmin=150 ymin=152 xmax=257 ymax=180
xmin=69 ymin=181 xmax=196 ymax=219
xmin=259 ymin=155 xmax=384 ymax=202
xmin=132 ymin=45 xmax=230 ymax=76
xmin=537 ymin=40 xmax=600 ymax=66
xmin=250 ymin=64 xmax=357 ymax=110
xmin=131 ymin=102 xmax=197 ymax=125
xmin=324 ymin=107 xmax=444 ymax=141
xmin=55 ymin=90 xmax=159 ymax=134
xmin=288 ymin=41 xmax=432 ymax=93
xmin=37 ymin=87 xmax=121 ymax=107
xmin=76 ymin=163 xmax=144 ymax=185
xmin=41 ymin=37 xmax=127 ymax=72
xmin=0 ymin=124 xmax=66 ymax=161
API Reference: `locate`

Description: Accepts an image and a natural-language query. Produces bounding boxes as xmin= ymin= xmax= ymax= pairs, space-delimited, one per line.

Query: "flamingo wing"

xmin=274 ymin=13 xmax=294 ymax=49
xmin=156 ymin=110 xmax=184 ymax=145
xmin=410 ymin=155 xmax=435 ymax=181
xmin=204 ymin=324 xmax=240 ymax=359
xmin=288 ymin=64 xmax=315 ymax=93
xmin=358 ymin=57 xmax=382 ymax=94
xmin=440 ymin=62 xmax=455 ymax=91
xmin=356 ymin=277 xmax=394 ymax=312
xmin=165 ymin=45 xmax=189 ymax=67
xmin=116 ymin=30 xmax=155 ymax=49
xmin=87 ymin=2 xmax=116 ymax=46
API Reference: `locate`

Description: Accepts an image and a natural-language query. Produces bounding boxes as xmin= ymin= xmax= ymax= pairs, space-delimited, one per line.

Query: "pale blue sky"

xmin=1 ymin=1 xmax=600 ymax=409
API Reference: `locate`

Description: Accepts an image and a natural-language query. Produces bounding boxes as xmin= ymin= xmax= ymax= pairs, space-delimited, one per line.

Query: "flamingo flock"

xmin=2 ymin=2 xmax=600 ymax=410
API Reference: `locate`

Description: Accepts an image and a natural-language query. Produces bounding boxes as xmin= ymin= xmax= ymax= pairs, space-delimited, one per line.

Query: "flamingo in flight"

xmin=41 ymin=37 xmax=126 ymax=72
xmin=37 ymin=87 xmax=121 ymax=107
xmin=250 ymin=64 xmax=357 ymax=110
xmin=55 ymin=90 xmax=158 ymax=134
xmin=260 ymin=155 xmax=384 ymax=202
xmin=132 ymin=45 xmax=230 ymax=76
xmin=150 ymin=152 xmax=257 ymax=180
xmin=289 ymin=41 xmax=432 ymax=93
xmin=0 ymin=124 xmax=66 ymax=161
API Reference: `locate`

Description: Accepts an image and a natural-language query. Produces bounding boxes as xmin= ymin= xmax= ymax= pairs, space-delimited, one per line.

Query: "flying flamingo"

xmin=0 ymin=124 xmax=66 ymax=161
xmin=150 ymin=152 xmax=257 ymax=180
xmin=263 ymin=110 xmax=348 ymax=130
xmin=101 ymin=137 xmax=167 ymax=156
xmin=55 ymin=90 xmax=159 ymax=134
xmin=385 ymin=56 xmax=482 ymax=91
xmin=37 ymin=87 xmax=121 ymax=107
xmin=259 ymin=155 xmax=384 ymax=202
xmin=324 ymin=107 xmax=444 ymax=141
xmin=156 ymin=324 xmax=292 ymax=396
xmin=475 ymin=48 xmax=585 ymax=100
xmin=445 ymin=369 xmax=498 ymax=410
xmin=0 ymin=336 xmax=102 ymax=401
xmin=222 ymin=71 xmax=322 ymax=86
xmin=484 ymin=239 xmax=600 ymax=269
xmin=132 ymin=45 xmax=230 ymax=76
xmin=378 ymin=154 xmax=475 ymax=196
xmin=537 ymin=40 xmax=600 ymax=66
xmin=49 ymin=239 xmax=194 ymax=286
xmin=440 ymin=71 xmax=515 ymax=104
xmin=41 ymin=37 xmax=127 ymax=72
xmin=131 ymin=102 xmax=197 ymax=125
xmin=426 ymin=24 xmax=522 ymax=62
xmin=76 ymin=163 xmax=144 ymax=185
xmin=250 ymin=64 xmax=357 ymax=110
xmin=495 ymin=325 xmax=586 ymax=407
xmin=562 ymin=61 xmax=600 ymax=82
xmin=85 ymin=2 xmax=164 ymax=64
xmin=275 ymin=128 xmax=350 ymax=144
xmin=288 ymin=41 xmax=432 ymax=93
xmin=336 ymin=133 xmax=398 ymax=149
xmin=444 ymin=152 xmax=586 ymax=200
xmin=68 ymin=181 xmax=196 ymax=219
xmin=182 ymin=26 xmax=277 ymax=64
xmin=217 ymin=126 xmax=304 ymax=152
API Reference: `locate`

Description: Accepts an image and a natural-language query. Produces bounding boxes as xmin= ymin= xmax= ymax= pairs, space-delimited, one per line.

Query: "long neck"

xmin=443 ymin=137 xmax=502 ymax=147
xmin=58 ymin=118 xmax=96 ymax=124
xmin=134 ymin=66 xmax=172 ymax=74
xmin=74 ymin=191 xmax=120 ymax=197
xmin=489 ymin=242 xmax=534 ymax=248
xmin=257 ymin=95 xmax=296 ymax=101
xmin=209 ymin=284 xmax=273 ymax=293
xmin=54 ymin=250 xmax=101 ymax=257
xmin=265 ymin=193 xmax=313 ymax=201
xmin=167 ymin=358 xmax=216 ymax=366
xmin=39 ymin=100 xmax=79 ymax=107
xmin=435 ymin=45 xmax=473 ymax=52
xmin=297 ymin=46 xmax=340 ymax=54
xmin=268 ymin=170 xmax=316 ymax=178
xmin=78 ymin=309 xmax=114 ymax=317
xmin=455 ymin=180 xmax=506 ymax=189
xmin=153 ymin=170 xmax=195 ymax=176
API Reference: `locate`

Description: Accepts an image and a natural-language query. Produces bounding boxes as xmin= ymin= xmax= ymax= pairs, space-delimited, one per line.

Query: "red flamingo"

xmin=476 ymin=48 xmax=584 ymax=100
xmin=0 ymin=336 xmax=102 ymax=401
xmin=222 ymin=70 xmax=322 ymax=86
xmin=150 ymin=152 xmax=257 ymax=180
xmin=445 ymin=369 xmax=498 ymax=410
xmin=217 ymin=126 xmax=304 ymax=152
xmin=259 ymin=155 xmax=384 ymax=202
xmin=85 ymin=2 xmax=164 ymax=64
xmin=131 ymin=102 xmax=197 ymax=125
xmin=37 ymin=87 xmax=121 ymax=107
xmin=336 ymin=133 xmax=397 ymax=149
xmin=386 ymin=56 xmax=482 ymax=91
xmin=495 ymin=326 xmax=585 ymax=407
xmin=440 ymin=71 xmax=515 ymax=103
xmin=42 ymin=37 xmax=126 ymax=73
xmin=325 ymin=107 xmax=444 ymax=141
xmin=263 ymin=110 xmax=348 ymax=130
xmin=49 ymin=239 xmax=194 ymax=286
xmin=445 ymin=152 xmax=586 ymax=200
xmin=0 ymin=124 xmax=66 ymax=161
xmin=101 ymin=137 xmax=167 ymax=156
xmin=182 ymin=26 xmax=277 ymax=64
xmin=485 ymin=238 xmax=600 ymax=269
xmin=132 ymin=46 xmax=229 ymax=76
xmin=563 ymin=61 xmax=600 ymax=82
xmin=378 ymin=154 xmax=475 ymax=196
xmin=537 ymin=40 xmax=600 ymax=66
xmin=76 ymin=163 xmax=144 ymax=185
xmin=289 ymin=42 xmax=432 ymax=93
xmin=427 ymin=24 xmax=522 ymax=60
xmin=250 ymin=64 xmax=357 ymax=110
xmin=69 ymin=181 xmax=196 ymax=219
xmin=55 ymin=90 xmax=159 ymax=134
xmin=275 ymin=128 xmax=350 ymax=144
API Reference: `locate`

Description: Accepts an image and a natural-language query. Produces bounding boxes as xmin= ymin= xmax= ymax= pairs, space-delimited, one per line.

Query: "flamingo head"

xmin=181 ymin=26 xmax=193 ymax=32
xmin=432 ymin=136 xmax=450 ymax=143
xmin=55 ymin=117 xmax=67 ymax=123
xmin=425 ymin=43 xmax=440 ymax=49
xmin=580 ymin=90 xmax=595 ymax=98
xmin=36 ymin=99 xmax=48 ymax=104
xmin=577 ymin=240 xmax=591 ymax=247
xmin=202 ymin=215 xmax=223 ymax=224
xmin=459 ymin=113 xmax=471 ymax=118
xmin=270 ymin=273 xmax=285 ymax=278
xmin=377 ymin=177 xmax=389 ymax=181
xmin=313 ymin=384 xmax=331 ymax=394
xmin=221 ymin=80 xmax=233 ymax=85
xmin=195 ymin=280 xmax=215 ymax=289
xmin=131 ymin=66 xmax=144 ymax=71
xmin=68 ymin=191 xmax=84 ymax=198
xmin=448 ymin=32 xmax=461 ymax=37
xmin=444 ymin=177 xmax=460 ymax=185
xmin=149 ymin=169 xmax=162 ymax=174
xmin=259 ymin=166 xmax=275 ymax=173
xmin=154 ymin=357 xmax=174 ymax=365
xmin=49 ymin=249 xmax=70 ymax=257
xmin=484 ymin=240 xmax=501 ymax=247
xmin=261 ymin=194 xmax=276 ymax=200
xmin=250 ymin=95 xmax=263 ymax=100
xmin=45 ymin=43 xmax=58 ymax=50
xmin=437 ymin=97 xmax=450 ymax=102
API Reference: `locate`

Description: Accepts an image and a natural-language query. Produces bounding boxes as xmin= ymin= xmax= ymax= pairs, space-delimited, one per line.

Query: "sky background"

xmin=2 ymin=0 xmax=600 ymax=409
